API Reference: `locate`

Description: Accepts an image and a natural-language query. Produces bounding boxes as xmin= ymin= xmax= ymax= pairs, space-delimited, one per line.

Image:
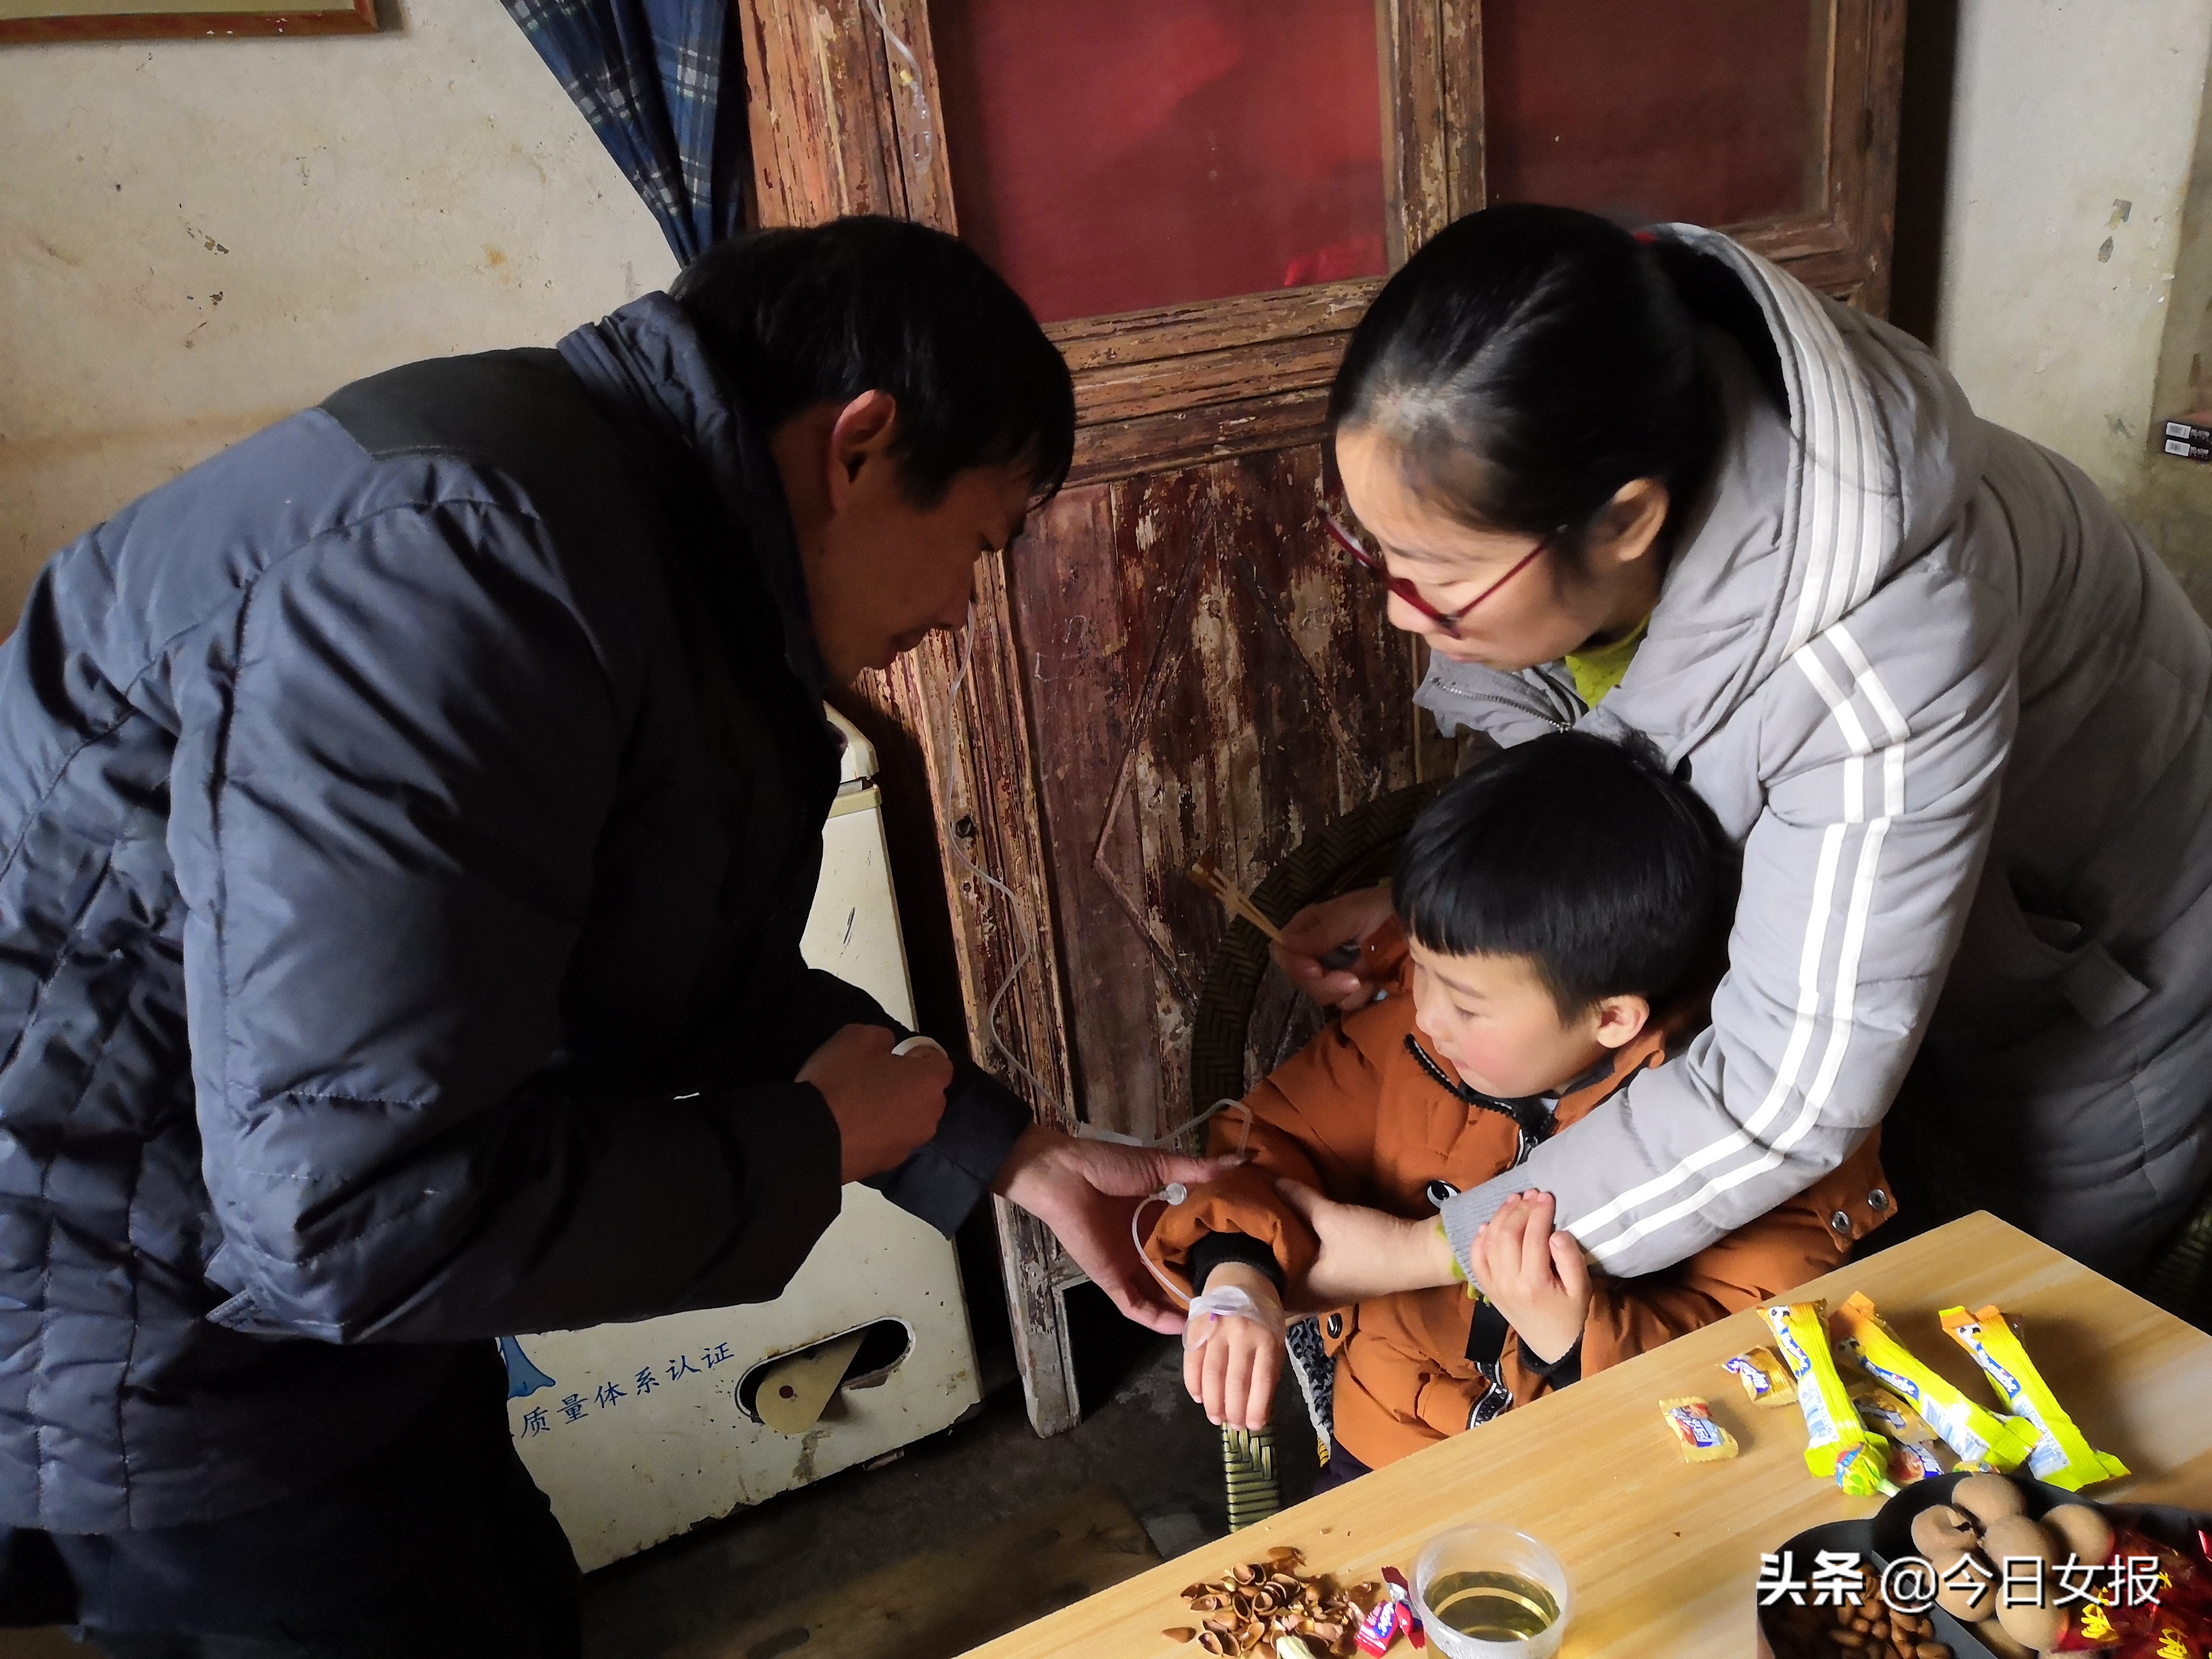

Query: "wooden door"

xmin=740 ymin=0 xmax=1905 ymax=1434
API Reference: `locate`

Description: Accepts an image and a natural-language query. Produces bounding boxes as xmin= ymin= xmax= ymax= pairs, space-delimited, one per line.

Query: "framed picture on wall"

xmin=0 ymin=0 xmax=373 ymax=42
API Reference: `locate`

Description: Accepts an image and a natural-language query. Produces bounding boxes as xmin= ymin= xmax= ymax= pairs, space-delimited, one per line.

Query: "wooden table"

xmin=964 ymin=1212 xmax=2212 ymax=1658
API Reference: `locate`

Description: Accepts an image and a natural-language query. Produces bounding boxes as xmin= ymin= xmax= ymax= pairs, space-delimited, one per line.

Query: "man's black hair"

xmin=671 ymin=216 xmax=1076 ymax=506
xmin=1395 ymin=732 xmax=1732 ymax=1016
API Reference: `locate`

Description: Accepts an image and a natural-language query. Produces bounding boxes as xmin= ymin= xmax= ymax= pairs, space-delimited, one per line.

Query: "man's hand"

xmin=1183 ymin=1262 xmax=1282 ymax=1431
xmin=1466 ymin=1191 xmax=1590 ymax=1365
xmin=1274 ymin=1179 xmax=1459 ymax=1309
xmin=1271 ymin=887 xmax=1396 ymax=1013
xmin=993 ymin=1125 xmax=1243 ymax=1334
xmin=798 ymin=1024 xmax=952 ymax=1184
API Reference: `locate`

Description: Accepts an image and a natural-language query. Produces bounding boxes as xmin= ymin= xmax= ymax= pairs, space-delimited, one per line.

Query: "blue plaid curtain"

xmin=501 ymin=0 xmax=747 ymax=264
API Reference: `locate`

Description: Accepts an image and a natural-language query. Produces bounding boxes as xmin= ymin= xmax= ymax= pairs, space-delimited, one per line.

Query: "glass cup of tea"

xmin=1412 ymin=1524 xmax=1574 ymax=1659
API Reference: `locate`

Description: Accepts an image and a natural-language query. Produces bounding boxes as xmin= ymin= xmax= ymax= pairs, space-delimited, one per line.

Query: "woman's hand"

xmin=1183 ymin=1262 xmax=1283 ymax=1430
xmin=1273 ymin=1179 xmax=1460 ymax=1308
xmin=1466 ymin=1191 xmax=1591 ymax=1365
xmin=1272 ymin=887 xmax=1397 ymax=1012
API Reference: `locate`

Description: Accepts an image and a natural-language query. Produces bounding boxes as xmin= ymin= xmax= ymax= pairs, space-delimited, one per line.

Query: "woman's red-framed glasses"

xmin=1323 ymin=511 xmax=1548 ymax=640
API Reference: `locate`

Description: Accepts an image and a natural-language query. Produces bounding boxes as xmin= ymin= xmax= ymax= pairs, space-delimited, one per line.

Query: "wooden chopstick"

xmin=1190 ymin=860 xmax=1285 ymax=943
xmin=1193 ymin=860 xmax=1370 ymax=975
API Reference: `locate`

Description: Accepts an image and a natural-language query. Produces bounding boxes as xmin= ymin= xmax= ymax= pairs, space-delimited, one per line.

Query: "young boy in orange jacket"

xmin=1144 ymin=733 xmax=1894 ymax=1486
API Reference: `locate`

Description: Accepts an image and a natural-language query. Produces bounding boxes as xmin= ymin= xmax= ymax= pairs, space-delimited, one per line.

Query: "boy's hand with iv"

xmin=994 ymin=1127 xmax=1244 ymax=1335
xmin=1182 ymin=1261 xmax=1284 ymax=1431
xmin=1466 ymin=1191 xmax=1590 ymax=1365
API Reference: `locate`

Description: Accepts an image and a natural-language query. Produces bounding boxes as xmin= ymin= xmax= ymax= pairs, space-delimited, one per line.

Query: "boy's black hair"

xmin=671 ymin=216 xmax=1076 ymax=507
xmin=1395 ymin=732 xmax=1731 ymax=1016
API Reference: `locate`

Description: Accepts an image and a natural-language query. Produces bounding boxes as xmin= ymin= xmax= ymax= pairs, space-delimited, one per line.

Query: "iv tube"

xmin=945 ymin=613 xmax=1046 ymax=1100
xmin=863 ymin=0 xmax=935 ymax=177
xmin=947 ymin=612 xmax=1278 ymax=1322
xmin=944 ymin=613 xmax=1252 ymax=1157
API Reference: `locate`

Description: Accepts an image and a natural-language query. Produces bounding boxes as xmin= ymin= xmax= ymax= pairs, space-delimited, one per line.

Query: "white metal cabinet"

xmin=503 ymin=710 xmax=981 ymax=1571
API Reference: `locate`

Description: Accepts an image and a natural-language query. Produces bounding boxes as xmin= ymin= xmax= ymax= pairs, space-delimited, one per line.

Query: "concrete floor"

xmin=580 ymin=1307 xmax=1321 ymax=1659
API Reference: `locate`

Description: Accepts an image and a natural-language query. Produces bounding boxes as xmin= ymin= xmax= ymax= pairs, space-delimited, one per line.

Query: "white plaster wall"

xmin=0 ymin=0 xmax=680 ymax=622
xmin=1934 ymin=0 xmax=2212 ymax=505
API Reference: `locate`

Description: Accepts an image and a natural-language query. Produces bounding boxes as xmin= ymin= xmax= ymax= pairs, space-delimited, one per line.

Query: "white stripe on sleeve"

xmin=1569 ymin=632 xmax=1909 ymax=1262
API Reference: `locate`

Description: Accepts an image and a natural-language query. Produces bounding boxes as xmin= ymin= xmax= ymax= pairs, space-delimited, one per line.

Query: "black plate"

xmin=1754 ymin=1516 xmax=1999 ymax=1659
xmin=1761 ymin=1474 xmax=2212 ymax=1659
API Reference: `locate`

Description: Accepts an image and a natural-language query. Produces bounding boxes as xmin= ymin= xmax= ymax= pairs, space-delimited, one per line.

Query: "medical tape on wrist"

xmin=1183 ymin=1283 xmax=1287 ymax=1346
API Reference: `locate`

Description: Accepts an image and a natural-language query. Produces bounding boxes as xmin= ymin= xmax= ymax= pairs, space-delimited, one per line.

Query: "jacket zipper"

xmin=1403 ymin=1035 xmax=1555 ymax=1168
xmin=1422 ymin=664 xmax=1583 ymax=739
xmin=1527 ymin=664 xmax=1588 ymax=727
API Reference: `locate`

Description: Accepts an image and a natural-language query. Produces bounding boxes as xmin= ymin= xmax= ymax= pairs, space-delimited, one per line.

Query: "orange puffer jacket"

xmin=1144 ymin=952 xmax=1895 ymax=1470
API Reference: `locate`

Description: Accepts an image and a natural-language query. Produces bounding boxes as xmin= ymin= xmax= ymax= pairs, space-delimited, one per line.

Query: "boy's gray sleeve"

xmin=1439 ymin=576 xmax=2016 ymax=1280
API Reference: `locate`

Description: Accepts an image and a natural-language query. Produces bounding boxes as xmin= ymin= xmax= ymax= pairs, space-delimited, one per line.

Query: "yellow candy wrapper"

xmin=1761 ymin=1300 xmax=1888 ymax=1489
xmin=1831 ymin=1441 xmax=1893 ymax=1497
xmin=1938 ymin=1303 xmax=2130 ymax=1491
xmin=1659 ymin=1395 xmax=1739 ymax=1463
xmin=1827 ymin=1292 xmax=2040 ymax=1473
xmin=1721 ymin=1346 xmax=1798 ymax=1408
xmin=1850 ymin=1383 xmax=1946 ymax=1483
xmin=1847 ymin=1381 xmax=1930 ymax=1439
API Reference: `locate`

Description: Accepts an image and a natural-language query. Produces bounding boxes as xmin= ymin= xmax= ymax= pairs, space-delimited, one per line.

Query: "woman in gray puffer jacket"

xmin=1275 ymin=204 xmax=2212 ymax=1299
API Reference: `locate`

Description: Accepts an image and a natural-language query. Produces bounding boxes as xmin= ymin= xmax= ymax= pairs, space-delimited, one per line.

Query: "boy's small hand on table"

xmin=1182 ymin=1262 xmax=1282 ymax=1431
xmin=1467 ymin=1191 xmax=1590 ymax=1366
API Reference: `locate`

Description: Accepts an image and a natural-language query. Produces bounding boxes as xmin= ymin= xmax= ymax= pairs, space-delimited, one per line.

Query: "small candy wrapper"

xmin=1762 ymin=1300 xmax=1889 ymax=1490
xmin=1382 ymin=1567 xmax=1425 ymax=1650
xmin=1356 ymin=1596 xmax=1406 ymax=1657
xmin=1940 ymin=1302 xmax=2130 ymax=1491
xmin=1721 ymin=1346 xmax=1798 ymax=1408
xmin=1831 ymin=1441 xmax=1893 ymax=1497
xmin=1827 ymin=1292 xmax=2039 ymax=1473
xmin=1847 ymin=1381 xmax=1930 ymax=1440
xmin=1356 ymin=1568 xmax=1423 ymax=1654
xmin=1850 ymin=1383 xmax=1946 ymax=1483
xmin=1886 ymin=1440 xmax=1944 ymax=1484
xmin=1660 ymin=1395 xmax=1739 ymax=1462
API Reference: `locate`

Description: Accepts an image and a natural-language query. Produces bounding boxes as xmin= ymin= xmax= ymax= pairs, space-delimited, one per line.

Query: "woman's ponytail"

xmin=1641 ymin=235 xmax=1790 ymax=419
